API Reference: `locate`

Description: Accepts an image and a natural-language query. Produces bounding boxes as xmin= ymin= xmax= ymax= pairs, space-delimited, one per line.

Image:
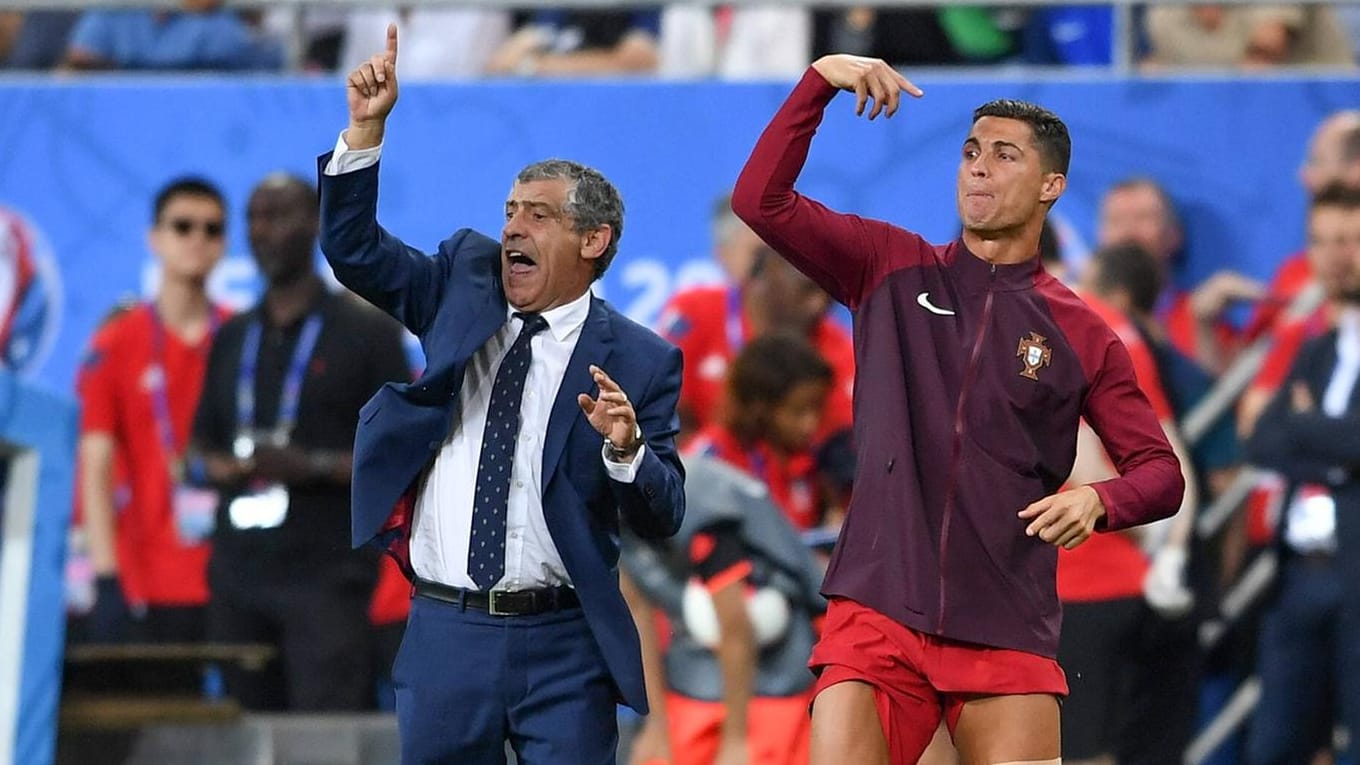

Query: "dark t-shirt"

xmin=193 ymin=288 xmax=409 ymax=582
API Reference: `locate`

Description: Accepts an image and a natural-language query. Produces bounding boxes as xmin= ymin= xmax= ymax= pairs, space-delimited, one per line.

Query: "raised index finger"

xmin=894 ymin=70 xmax=924 ymax=98
xmin=385 ymin=23 xmax=399 ymax=65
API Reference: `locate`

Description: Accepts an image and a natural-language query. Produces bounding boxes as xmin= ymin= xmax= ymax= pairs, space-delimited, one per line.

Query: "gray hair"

xmin=516 ymin=159 xmax=623 ymax=280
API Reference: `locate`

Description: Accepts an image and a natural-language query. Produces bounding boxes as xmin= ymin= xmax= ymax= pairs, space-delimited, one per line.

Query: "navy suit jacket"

xmin=316 ymin=154 xmax=686 ymax=712
xmin=1247 ymin=328 xmax=1360 ymax=598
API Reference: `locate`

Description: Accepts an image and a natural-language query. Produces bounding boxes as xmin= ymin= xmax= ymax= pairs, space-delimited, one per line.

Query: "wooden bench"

xmin=61 ymin=642 xmax=276 ymax=731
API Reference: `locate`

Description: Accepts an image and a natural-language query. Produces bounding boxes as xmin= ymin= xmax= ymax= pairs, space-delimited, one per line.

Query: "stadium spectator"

xmin=1059 ymin=242 xmax=1203 ymax=765
xmin=63 ymin=0 xmax=284 ymax=71
xmin=188 ymin=173 xmax=407 ymax=710
xmin=1142 ymin=4 xmax=1354 ymax=69
xmin=1243 ymin=183 xmax=1360 ymax=765
xmin=812 ymin=7 xmax=960 ymax=66
xmin=1242 ymin=110 xmax=1360 ymax=349
xmin=656 ymin=196 xmax=854 ymax=442
xmin=1242 ymin=133 xmax=1360 ymax=438
xmin=485 ymin=8 xmax=660 ymax=77
xmin=258 ymin=6 xmax=348 ymax=72
xmin=76 ymin=177 xmax=230 ymax=644
xmin=338 ymin=7 xmax=511 ymax=78
xmin=1098 ymin=176 xmax=1264 ymax=373
xmin=625 ymin=333 xmax=831 ymax=765
xmin=686 ymin=332 xmax=841 ymax=533
xmin=1019 ymin=6 xmax=1113 ymax=66
xmin=0 ymin=11 xmax=77 ymax=69
xmin=658 ymin=5 xmax=810 ymax=79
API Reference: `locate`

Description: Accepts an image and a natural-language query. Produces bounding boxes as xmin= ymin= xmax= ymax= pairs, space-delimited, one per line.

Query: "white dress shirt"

xmin=324 ymin=132 xmax=645 ymax=590
xmin=1284 ymin=308 xmax=1359 ymax=554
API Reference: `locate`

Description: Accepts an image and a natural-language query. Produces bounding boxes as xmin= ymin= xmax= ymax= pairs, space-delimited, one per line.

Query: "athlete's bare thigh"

xmin=809 ymin=681 xmax=890 ymax=765
xmin=951 ymin=693 xmax=1060 ymax=765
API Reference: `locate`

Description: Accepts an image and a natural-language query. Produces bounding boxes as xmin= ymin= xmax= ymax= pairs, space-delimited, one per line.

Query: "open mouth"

xmin=506 ymin=250 xmax=537 ymax=275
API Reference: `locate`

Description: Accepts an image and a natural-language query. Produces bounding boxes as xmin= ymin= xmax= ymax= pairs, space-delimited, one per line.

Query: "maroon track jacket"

xmin=733 ymin=69 xmax=1184 ymax=658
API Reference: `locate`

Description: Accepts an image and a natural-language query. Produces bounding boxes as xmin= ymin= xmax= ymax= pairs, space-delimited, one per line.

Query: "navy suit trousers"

xmin=1248 ymin=555 xmax=1360 ymax=765
xmin=392 ymin=594 xmax=619 ymax=764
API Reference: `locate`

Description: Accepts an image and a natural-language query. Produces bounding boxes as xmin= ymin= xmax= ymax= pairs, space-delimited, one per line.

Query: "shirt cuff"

xmin=602 ymin=443 xmax=646 ymax=483
xmin=323 ymin=130 xmax=383 ymax=176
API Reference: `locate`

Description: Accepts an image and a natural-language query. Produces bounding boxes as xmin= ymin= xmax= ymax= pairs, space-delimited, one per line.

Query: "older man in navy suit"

xmin=318 ymin=25 xmax=685 ymax=764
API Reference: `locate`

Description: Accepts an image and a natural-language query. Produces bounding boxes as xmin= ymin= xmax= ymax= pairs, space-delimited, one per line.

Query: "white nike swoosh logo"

xmin=916 ymin=292 xmax=955 ymax=316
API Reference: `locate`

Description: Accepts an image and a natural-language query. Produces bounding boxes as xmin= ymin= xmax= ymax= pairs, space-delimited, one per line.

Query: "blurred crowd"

xmin=1 ymin=2 xmax=1358 ymax=75
xmin=25 ymin=3 xmax=1360 ymax=764
xmin=56 ymin=99 xmax=1360 ymax=765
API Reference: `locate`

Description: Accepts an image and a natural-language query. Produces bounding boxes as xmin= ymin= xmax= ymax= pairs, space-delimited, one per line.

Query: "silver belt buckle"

xmin=488 ymin=590 xmax=511 ymax=616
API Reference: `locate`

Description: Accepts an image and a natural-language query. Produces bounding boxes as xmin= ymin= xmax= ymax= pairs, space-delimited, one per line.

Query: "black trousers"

xmin=207 ymin=568 xmax=373 ymax=711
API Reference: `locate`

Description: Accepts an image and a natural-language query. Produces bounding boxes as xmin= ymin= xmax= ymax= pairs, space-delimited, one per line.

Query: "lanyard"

xmin=237 ymin=312 xmax=323 ymax=440
xmin=725 ymin=286 xmax=745 ymax=353
xmin=148 ymin=303 xmax=220 ymax=458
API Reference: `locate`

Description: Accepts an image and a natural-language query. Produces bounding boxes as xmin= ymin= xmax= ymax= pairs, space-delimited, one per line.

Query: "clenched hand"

xmin=1018 ymin=485 xmax=1107 ymax=549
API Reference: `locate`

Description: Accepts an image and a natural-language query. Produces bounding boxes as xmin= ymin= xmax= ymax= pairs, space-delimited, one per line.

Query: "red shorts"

xmin=809 ymin=598 xmax=1068 ymax=761
xmin=665 ymin=691 xmax=812 ymax=765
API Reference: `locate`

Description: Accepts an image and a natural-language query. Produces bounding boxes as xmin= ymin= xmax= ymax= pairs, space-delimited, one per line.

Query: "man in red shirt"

xmin=657 ymin=203 xmax=854 ymax=440
xmin=1245 ymin=110 xmax=1360 ymax=342
xmin=1097 ymin=177 xmax=1262 ymax=374
xmin=734 ymin=54 xmax=1183 ymax=763
xmin=1062 ymin=244 xmax=1202 ymax=764
xmin=77 ymin=177 xmax=230 ymax=641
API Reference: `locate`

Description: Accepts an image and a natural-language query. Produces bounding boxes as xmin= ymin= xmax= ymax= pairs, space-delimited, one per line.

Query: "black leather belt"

xmin=413 ymin=578 xmax=580 ymax=616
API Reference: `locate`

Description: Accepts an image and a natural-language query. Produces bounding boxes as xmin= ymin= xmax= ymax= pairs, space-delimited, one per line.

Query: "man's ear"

xmin=581 ymin=224 xmax=613 ymax=262
xmin=1040 ymin=172 xmax=1067 ymax=205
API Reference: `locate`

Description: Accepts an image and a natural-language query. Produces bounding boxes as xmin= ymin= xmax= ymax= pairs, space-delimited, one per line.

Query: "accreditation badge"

xmin=173 ymin=486 xmax=219 ymax=544
xmin=227 ymin=484 xmax=289 ymax=530
xmin=233 ymin=434 xmax=256 ymax=461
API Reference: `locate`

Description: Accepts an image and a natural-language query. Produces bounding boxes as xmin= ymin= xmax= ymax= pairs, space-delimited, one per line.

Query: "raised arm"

xmin=731 ymin=55 xmax=923 ymax=309
xmin=318 ymin=24 xmax=463 ymax=335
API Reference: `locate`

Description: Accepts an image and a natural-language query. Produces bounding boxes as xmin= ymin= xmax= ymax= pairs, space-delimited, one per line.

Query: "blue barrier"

xmin=0 ymin=75 xmax=1356 ymax=395
xmin=0 ymin=371 xmax=77 ymax=765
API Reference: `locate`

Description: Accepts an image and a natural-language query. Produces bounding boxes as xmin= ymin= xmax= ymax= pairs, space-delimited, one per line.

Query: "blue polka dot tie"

xmin=467 ymin=312 xmax=549 ymax=590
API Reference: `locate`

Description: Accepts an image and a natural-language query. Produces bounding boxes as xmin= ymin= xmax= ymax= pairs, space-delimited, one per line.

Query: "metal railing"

xmin=1181 ymin=280 xmax=1332 ymax=763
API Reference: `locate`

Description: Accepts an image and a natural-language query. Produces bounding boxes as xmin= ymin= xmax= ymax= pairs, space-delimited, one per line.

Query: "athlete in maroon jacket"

xmin=733 ymin=55 xmax=1185 ymax=764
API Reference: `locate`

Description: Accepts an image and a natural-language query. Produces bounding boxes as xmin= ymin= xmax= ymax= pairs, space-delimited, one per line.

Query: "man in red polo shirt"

xmin=656 ymin=196 xmax=854 ymax=441
xmin=77 ymin=177 xmax=231 ymax=641
xmin=1097 ymin=177 xmax=1263 ymax=375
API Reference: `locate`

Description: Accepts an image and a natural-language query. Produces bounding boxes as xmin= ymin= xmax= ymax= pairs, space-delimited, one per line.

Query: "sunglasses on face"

xmin=165 ymin=218 xmax=225 ymax=239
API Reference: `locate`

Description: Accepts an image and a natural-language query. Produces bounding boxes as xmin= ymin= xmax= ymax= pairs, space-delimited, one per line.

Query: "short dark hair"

xmin=973 ymin=99 xmax=1071 ymax=175
xmin=1038 ymin=219 xmax=1061 ymax=268
xmin=1089 ymin=242 xmax=1163 ymax=315
xmin=727 ymin=332 xmax=833 ymax=414
xmin=1312 ymin=182 xmax=1360 ymax=211
xmin=516 ymin=159 xmax=624 ymax=281
xmin=153 ymin=176 xmax=225 ymax=223
xmin=251 ymin=172 xmax=319 ymax=216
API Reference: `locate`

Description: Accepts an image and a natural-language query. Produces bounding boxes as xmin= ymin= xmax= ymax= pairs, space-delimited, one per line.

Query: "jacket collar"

xmin=948 ymin=239 xmax=1042 ymax=294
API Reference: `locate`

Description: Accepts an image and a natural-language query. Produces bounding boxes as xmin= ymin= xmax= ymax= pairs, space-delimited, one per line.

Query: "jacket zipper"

xmin=937 ymin=263 xmax=996 ymax=634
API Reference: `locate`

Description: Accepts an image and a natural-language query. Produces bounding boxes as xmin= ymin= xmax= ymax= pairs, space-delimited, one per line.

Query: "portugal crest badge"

xmin=1016 ymin=331 xmax=1052 ymax=381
